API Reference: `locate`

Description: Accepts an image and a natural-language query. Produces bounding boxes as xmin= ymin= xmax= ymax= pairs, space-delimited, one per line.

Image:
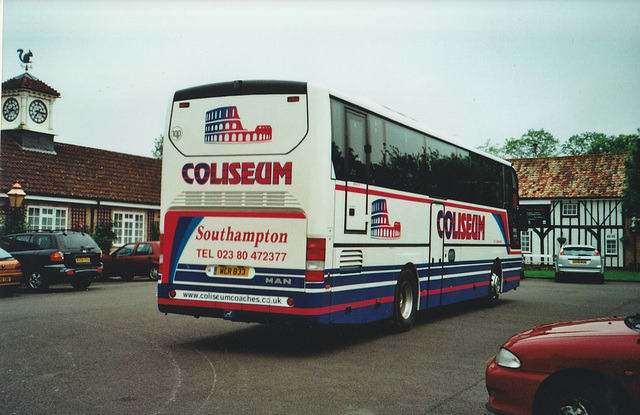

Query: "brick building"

xmin=1 ymin=72 xmax=161 ymax=245
xmin=511 ymin=153 xmax=631 ymax=269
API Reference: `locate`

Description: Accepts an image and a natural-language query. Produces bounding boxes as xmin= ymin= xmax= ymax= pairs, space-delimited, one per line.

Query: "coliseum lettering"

xmin=182 ymin=161 xmax=292 ymax=185
xmin=437 ymin=210 xmax=486 ymax=241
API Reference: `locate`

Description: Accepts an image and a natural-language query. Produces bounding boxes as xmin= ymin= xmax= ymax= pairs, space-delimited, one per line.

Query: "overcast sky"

xmin=2 ymin=0 xmax=639 ymax=158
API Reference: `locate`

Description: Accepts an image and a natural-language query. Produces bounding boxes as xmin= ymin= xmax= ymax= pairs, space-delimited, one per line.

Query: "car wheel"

xmin=26 ymin=270 xmax=49 ymax=292
xmin=70 ymin=276 xmax=91 ymax=290
xmin=121 ymin=270 xmax=134 ymax=282
xmin=534 ymin=378 xmax=630 ymax=415
xmin=393 ymin=268 xmax=417 ymax=332
xmin=148 ymin=265 xmax=159 ymax=281
xmin=487 ymin=272 xmax=501 ymax=307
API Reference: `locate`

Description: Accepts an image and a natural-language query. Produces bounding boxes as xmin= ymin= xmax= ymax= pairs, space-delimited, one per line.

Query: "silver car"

xmin=554 ymin=244 xmax=604 ymax=283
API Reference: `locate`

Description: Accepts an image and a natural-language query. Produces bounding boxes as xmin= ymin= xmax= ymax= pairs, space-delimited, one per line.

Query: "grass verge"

xmin=524 ymin=267 xmax=640 ymax=282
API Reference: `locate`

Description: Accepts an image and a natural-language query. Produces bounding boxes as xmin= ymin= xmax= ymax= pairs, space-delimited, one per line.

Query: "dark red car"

xmin=101 ymin=241 xmax=159 ymax=281
xmin=486 ymin=315 xmax=640 ymax=415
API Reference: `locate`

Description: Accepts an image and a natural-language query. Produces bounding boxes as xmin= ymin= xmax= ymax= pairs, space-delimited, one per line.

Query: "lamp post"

xmin=7 ymin=182 xmax=26 ymax=208
xmin=3 ymin=182 xmax=27 ymax=235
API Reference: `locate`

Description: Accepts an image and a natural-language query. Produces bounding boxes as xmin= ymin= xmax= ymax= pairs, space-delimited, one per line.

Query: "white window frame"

xmin=562 ymin=203 xmax=578 ymax=217
xmin=27 ymin=206 xmax=68 ymax=231
xmin=113 ymin=211 xmax=146 ymax=246
xmin=520 ymin=231 xmax=532 ymax=253
xmin=605 ymin=234 xmax=618 ymax=256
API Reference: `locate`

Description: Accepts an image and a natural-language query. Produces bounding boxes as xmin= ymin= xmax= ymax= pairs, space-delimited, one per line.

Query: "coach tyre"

xmin=393 ymin=268 xmax=417 ymax=332
xmin=487 ymin=260 xmax=502 ymax=308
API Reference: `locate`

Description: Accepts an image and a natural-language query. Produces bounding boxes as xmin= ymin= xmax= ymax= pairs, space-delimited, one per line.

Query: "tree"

xmin=152 ymin=134 xmax=164 ymax=159
xmin=93 ymin=221 xmax=118 ymax=255
xmin=1 ymin=208 xmax=26 ymax=236
xmin=562 ymin=130 xmax=638 ymax=155
xmin=502 ymin=129 xmax=558 ymax=159
xmin=562 ymin=132 xmax=608 ymax=155
xmin=590 ymin=131 xmax=638 ymax=154
xmin=477 ymin=139 xmax=504 ymax=158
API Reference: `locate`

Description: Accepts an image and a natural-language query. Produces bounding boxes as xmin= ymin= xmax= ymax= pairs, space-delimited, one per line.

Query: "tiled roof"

xmin=1 ymin=135 xmax=161 ymax=205
xmin=510 ymin=153 xmax=628 ymax=199
xmin=2 ymin=72 xmax=61 ymax=97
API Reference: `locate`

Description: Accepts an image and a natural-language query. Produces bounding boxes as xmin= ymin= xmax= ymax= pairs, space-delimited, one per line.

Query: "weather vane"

xmin=17 ymin=49 xmax=34 ymax=71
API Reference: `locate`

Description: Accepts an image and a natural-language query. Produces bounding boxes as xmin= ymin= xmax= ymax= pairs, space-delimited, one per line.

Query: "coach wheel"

xmin=393 ymin=269 xmax=417 ymax=332
xmin=487 ymin=261 xmax=502 ymax=308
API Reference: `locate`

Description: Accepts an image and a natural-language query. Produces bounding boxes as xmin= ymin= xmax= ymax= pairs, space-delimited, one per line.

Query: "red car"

xmin=101 ymin=241 xmax=160 ymax=281
xmin=486 ymin=315 xmax=640 ymax=415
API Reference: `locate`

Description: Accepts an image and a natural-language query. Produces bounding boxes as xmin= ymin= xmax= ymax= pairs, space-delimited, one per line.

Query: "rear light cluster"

xmin=159 ymin=234 xmax=164 ymax=281
xmin=559 ymin=249 xmax=600 ymax=256
xmin=305 ymin=238 xmax=325 ymax=282
xmin=50 ymin=251 xmax=64 ymax=262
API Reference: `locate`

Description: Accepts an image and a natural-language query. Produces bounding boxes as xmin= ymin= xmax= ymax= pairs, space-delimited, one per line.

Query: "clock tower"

xmin=2 ymin=71 xmax=61 ymax=153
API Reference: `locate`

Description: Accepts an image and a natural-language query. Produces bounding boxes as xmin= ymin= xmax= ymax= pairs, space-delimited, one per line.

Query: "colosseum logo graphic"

xmin=204 ymin=106 xmax=272 ymax=143
xmin=370 ymin=199 xmax=401 ymax=239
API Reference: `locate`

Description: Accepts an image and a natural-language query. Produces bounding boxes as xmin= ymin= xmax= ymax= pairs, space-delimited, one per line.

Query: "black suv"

xmin=1 ymin=231 xmax=103 ymax=292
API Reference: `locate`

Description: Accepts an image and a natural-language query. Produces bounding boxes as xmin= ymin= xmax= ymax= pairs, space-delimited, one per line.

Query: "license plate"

xmin=216 ymin=266 xmax=249 ymax=277
xmin=572 ymin=260 xmax=588 ymax=264
xmin=0 ymin=276 xmax=11 ymax=283
xmin=76 ymin=257 xmax=91 ymax=264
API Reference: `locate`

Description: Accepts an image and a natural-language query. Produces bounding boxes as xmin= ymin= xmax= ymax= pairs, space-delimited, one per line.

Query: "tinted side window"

xmin=116 ymin=244 xmax=136 ymax=257
xmin=368 ymin=115 xmax=386 ymax=187
xmin=331 ymin=100 xmax=347 ymax=181
xmin=345 ymin=110 xmax=367 ymax=183
xmin=425 ymin=137 xmax=458 ymax=199
xmin=383 ymin=121 xmax=427 ymax=193
xmin=135 ymin=244 xmax=153 ymax=256
xmin=13 ymin=235 xmax=37 ymax=251
xmin=331 ymin=100 xmax=368 ymax=184
xmin=33 ymin=235 xmax=53 ymax=249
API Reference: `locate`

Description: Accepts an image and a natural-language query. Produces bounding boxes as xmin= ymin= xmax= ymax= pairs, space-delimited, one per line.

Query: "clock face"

xmin=29 ymin=99 xmax=48 ymax=124
xmin=3 ymin=98 xmax=19 ymax=122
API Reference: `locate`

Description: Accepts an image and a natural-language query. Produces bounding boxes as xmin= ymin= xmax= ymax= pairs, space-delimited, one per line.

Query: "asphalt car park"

xmin=1 ymin=278 xmax=639 ymax=414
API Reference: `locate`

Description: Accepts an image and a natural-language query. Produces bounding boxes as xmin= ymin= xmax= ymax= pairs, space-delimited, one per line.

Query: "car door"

xmin=112 ymin=243 xmax=136 ymax=276
xmin=132 ymin=243 xmax=154 ymax=275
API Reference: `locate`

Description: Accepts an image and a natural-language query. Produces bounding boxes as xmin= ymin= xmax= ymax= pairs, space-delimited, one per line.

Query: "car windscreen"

xmin=625 ymin=314 xmax=640 ymax=333
xmin=562 ymin=247 xmax=596 ymax=256
xmin=57 ymin=233 xmax=100 ymax=251
xmin=0 ymin=247 xmax=14 ymax=260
